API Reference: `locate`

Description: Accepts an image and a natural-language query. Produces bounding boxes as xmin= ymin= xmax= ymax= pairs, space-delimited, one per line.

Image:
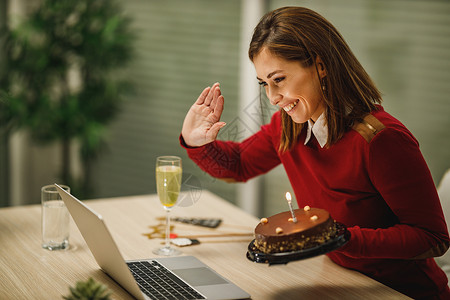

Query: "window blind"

xmin=94 ymin=1 xmax=241 ymax=204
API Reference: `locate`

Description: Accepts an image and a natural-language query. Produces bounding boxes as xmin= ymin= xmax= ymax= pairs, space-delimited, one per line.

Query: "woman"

xmin=180 ymin=7 xmax=450 ymax=299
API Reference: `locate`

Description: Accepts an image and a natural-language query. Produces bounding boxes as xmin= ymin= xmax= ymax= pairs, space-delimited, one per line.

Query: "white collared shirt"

xmin=304 ymin=112 xmax=328 ymax=148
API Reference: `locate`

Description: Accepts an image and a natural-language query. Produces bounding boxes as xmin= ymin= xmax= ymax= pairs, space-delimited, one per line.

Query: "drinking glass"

xmin=153 ymin=156 xmax=182 ymax=256
xmin=41 ymin=184 xmax=70 ymax=250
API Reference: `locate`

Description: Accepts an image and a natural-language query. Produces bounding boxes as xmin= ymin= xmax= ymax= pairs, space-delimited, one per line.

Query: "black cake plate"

xmin=246 ymin=222 xmax=350 ymax=265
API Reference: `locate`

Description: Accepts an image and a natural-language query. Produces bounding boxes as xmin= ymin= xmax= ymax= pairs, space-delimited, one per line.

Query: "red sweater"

xmin=181 ymin=106 xmax=450 ymax=299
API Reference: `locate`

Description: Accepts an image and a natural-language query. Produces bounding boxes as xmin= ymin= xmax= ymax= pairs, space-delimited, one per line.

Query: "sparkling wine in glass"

xmin=153 ymin=156 xmax=182 ymax=256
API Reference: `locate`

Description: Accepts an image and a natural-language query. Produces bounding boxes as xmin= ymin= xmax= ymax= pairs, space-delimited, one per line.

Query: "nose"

xmin=267 ymin=88 xmax=282 ymax=106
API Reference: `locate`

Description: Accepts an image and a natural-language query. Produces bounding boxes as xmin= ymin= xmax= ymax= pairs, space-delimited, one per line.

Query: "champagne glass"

xmin=153 ymin=156 xmax=182 ymax=256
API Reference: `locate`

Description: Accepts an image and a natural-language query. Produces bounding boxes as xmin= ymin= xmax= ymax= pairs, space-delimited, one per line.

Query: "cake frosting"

xmin=254 ymin=207 xmax=337 ymax=254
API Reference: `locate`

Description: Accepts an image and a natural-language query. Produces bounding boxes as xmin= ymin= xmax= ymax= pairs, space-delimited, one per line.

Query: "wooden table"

xmin=0 ymin=190 xmax=410 ymax=299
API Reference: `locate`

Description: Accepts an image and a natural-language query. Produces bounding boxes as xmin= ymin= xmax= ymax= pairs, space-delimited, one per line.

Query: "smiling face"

xmin=253 ymin=47 xmax=326 ymax=123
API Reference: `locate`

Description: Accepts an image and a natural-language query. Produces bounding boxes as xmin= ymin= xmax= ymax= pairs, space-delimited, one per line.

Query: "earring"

xmin=321 ymin=78 xmax=327 ymax=92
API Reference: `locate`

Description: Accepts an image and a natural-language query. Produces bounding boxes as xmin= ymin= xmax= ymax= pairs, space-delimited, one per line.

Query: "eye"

xmin=258 ymin=81 xmax=267 ymax=87
xmin=273 ymin=77 xmax=285 ymax=84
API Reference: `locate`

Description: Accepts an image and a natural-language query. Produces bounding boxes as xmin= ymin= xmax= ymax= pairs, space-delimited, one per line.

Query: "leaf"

xmin=63 ymin=277 xmax=112 ymax=300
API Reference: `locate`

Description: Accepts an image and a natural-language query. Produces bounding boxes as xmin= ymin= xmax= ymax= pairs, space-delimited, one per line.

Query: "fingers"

xmin=195 ymin=82 xmax=221 ymax=106
xmin=207 ymin=121 xmax=227 ymax=142
xmin=212 ymin=95 xmax=224 ymax=120
xmin=195 ymin=86 xmax=210 ymax=105
xmin=209 ymin=88 xmax=221 ymax=109
xmin=204 ymin=82 xmax=220 ymax=106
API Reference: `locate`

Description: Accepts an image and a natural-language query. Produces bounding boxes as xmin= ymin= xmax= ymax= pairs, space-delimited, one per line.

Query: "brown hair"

xmin=249 ymin=7 xmax=382 ymax=152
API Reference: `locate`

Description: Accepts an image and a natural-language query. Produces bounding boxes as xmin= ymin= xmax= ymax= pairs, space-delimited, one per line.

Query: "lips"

xmin=283 ymin=99 xmax=299 ymax=112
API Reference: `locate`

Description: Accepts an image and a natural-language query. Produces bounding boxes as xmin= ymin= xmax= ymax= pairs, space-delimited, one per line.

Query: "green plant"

xmin=4 ymin=0 xmax=134 ymax=198
xmin=63 ymin=277 xmax=112 ymax=300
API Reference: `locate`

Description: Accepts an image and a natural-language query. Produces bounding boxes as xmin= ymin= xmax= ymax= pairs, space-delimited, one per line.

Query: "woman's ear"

xmin=315 ymin=56 xmax=327 ymax=78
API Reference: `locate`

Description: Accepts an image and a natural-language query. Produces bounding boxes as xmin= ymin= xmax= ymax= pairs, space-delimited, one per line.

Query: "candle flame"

xmin=285 ymin=192 xmax=297 ymax=223
xmin=285 ymin=192 xmax=291 ymax=202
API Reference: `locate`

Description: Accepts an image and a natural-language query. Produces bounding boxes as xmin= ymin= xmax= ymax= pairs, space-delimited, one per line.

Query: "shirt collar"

xmin=304 ymin=112 xmax=328 ymax=148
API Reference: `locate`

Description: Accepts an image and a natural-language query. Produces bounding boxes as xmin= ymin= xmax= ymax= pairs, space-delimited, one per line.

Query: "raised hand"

xmin=181 ymin=82 xmax=226 ymax=147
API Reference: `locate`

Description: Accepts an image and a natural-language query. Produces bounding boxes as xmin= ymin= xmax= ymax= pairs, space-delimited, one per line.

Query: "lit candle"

xmin=285 ymin=192 xmax=297 ymax=223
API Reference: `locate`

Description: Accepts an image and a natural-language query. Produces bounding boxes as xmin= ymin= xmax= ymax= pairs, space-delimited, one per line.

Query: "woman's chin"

xmin=289 ymin=114 xmax=309 ymax=124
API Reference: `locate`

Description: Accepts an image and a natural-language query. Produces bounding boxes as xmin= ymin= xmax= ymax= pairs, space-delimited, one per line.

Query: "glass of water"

xmin=41 ymin=184 xmax=70 ymax=250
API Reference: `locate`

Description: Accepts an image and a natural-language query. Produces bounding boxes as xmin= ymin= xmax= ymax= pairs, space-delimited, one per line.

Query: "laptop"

xmin=54 ymin=184 xmax=250 ymax=300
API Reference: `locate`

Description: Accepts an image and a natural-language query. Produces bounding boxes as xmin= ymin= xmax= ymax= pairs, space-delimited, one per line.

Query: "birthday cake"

xmin=254 ymin=206 xmax=337 ymax=254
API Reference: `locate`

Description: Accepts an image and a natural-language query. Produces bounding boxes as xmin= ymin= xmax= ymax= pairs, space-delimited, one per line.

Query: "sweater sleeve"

xmin=339 ymin=127 xmax=450 ymax=259
xmin=180 ymin=116 xmax=282 ymax=182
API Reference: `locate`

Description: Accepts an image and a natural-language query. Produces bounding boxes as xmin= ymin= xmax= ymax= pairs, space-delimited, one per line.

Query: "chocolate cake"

xmin=254 ymin=206 xmax=337 ymax=254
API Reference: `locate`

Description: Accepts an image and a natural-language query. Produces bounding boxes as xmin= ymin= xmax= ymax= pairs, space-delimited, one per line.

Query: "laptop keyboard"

xmin=127 ymin=260 xmax=206 ymax=300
